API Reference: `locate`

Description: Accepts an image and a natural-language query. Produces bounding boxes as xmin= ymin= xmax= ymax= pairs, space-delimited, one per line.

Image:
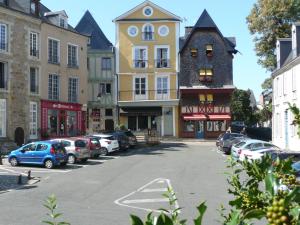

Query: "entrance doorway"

xmin=14 ymin=127 xmax=24 ymax=146
xmin=105 ymin=119 xmax=114 ymax=131
xmin=196 ymin=121 xmax=204 ymax=139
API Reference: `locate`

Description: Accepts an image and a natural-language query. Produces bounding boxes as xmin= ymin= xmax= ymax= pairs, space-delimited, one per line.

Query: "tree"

xmin=230 ymin=89 xmax=253 ymax=125
xmin=261 ymin=77 xmax=272 ymax=91
xmin=247 ymin=0 xmax=300 ymax=71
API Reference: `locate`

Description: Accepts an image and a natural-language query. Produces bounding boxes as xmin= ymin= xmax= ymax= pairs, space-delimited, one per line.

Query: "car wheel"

xmin=44 ymin=159 xmax=54 ymax=169
xmin=10 ymin=157 xmax=18 ymax=167
xmin=100 ymin=147 xmax=108 ymax=156
xmin=68 ymin=155 xmax=76 ymax=164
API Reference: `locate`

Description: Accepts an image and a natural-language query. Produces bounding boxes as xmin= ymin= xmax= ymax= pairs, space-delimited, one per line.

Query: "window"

xmin=68 ymin=44 xmax=78 ymax=67
xmin=199 ymin=68 xmax=213 ymax=82
xmin=0 ymin=23 xmax=7 ymax=51
xmin=48 ymin=74 xmax=59 ymax=100
xmin=29 ymin=101 xmax=38 ymax=139
xmin=128 ymin=26 xmax=138 ymax=37
xmin=250 ymin=143 xmax=264 ymax=151
xmin=156 ymin=76 xmax=168 ymax=99
xmin=133 ymin=47 xmax=147 ymax=68
xmin=143 ymin=6 xmax=153 ymax=17
xmin=199 ymin=94 xmax=206 ymax=103
xmin=206 ymin=121 xmax=226 ymax=132
xmin=101 ymin=58 xmax=112 ymax=70
xmin=207 ymin=94 xmax=214 ymax=103
xmin=0 ymin=61 xmax=8 ymax=90
xmin=48 ymin=38 xmax=59 ymax=64
xmin=23 ymin=143 xmax=36 ymax=152
xmin=30 ymin=32 xmax=39 ymax=58
xmin=29 ymin=67 xmax=39 ymax=95
xmin=105 ymin=109 xmax=113 ymax=116
xmin=156 ymin=47 xmax=169 ymax=68
xmin=36 ymin=144 xmax=48 ymax=151
xmin=142 ymin=24 xmax=154 ymax=41
xmin=190 ymin=48 xmax=198 ymax=57
xmin=184 ymin=121 xmax=195 ymax=132
xmin=206 ymin=44 xmax=213 ymax=57
xmin=198 ymin=94 xmax=213 ymax=103
xmin=158 ymin=25 xmax=169 ymax=37
xmin=0 ymin=99 xmax=6 ymax=137
xmin=99 ymin=83 xmax=111 ymax=95
xmin=135 ymin=77 xmax=146 ymax=95
xmin=60 ymin=18 xmax=65 ymax=28
xmin=68 ymin=77 xmax=78 ymax=103
xmin=87 ymin=57 xmax=90 ymax=70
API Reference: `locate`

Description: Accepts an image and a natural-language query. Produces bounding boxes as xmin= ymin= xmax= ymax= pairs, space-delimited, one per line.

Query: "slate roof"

xmin=180 ymin=9 xmax=237 ymax=54
xmin=75 ymin=10 xmax=112 ymax=51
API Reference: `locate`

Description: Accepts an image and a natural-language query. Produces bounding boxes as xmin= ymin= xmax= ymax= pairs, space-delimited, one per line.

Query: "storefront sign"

xmin=181 ymin=105 xmax=230 ymax=114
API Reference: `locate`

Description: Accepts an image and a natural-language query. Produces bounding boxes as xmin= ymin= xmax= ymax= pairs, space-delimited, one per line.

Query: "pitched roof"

xmin=113 ymin=0 xmax=181 ymax=22
xmin=180 ymin=9 xmax=237 ymax=54
xmin=75 ymin=10 xmax=112 ymax=50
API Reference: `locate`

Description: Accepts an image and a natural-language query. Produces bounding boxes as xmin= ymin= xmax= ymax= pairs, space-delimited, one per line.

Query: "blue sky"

xmin=41 ymin=0 xmax=269 ymax=100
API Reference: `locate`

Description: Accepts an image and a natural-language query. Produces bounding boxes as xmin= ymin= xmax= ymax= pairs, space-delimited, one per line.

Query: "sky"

xmin=41 ymin=0 xmax=270 ymax=100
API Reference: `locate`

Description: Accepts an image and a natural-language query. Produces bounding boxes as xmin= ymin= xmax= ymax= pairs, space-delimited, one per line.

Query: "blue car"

xmin=8 ymin=140 xmax=68 ymax=169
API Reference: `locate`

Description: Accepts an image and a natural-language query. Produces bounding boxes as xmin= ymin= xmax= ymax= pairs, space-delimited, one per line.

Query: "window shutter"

xmin=134 ymin=48 xmax=139 ymax=60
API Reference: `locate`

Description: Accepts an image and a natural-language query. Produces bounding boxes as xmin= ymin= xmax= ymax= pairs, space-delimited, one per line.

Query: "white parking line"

xmin=142 ymin=188 xmax=168 ymax=193
xmin=0 ymin=167 xmax=28 ymax=176
xmin=123 ymin=198 xmax=169 ymax=204
xmin=0 ymin=171 xmax=8 ymax=174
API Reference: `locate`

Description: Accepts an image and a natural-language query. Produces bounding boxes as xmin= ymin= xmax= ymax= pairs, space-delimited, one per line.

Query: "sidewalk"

xmin=160 ymin=137 xmax=216 ymax=143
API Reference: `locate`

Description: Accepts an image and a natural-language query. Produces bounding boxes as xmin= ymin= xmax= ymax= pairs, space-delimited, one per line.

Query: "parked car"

xmin=110 ymin=132 xmax=130 ymax=150
xmin=221 ymin=136 xmax=249 ymax=155
xmin=8 ymin=140 xmax=67 ymax=169
xmin=82 ymin=136 xmax=102 ymax=158
xmin=123 ymin=130 xmax=137 ymax=148
xmin=216 ymin=133 xmax=245 ymax=149
xmin=231 ymin=139 xmax=280 ymax=161
xmin=53 ymin=138 xmax=90 ymax=164
xmin=92 ymin=134 xmax=120 ymax=155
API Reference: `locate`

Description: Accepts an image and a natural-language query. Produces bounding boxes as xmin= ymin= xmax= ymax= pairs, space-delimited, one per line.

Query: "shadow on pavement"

xmin=0 ymin=174 xmax=30 ymax=193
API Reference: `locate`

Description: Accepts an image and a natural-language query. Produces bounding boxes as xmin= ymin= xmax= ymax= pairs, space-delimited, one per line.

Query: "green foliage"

xmin=43 ymin=194 xmax=70 ymax=225
xmin=289 ymin=103 xmax=300 ymax=137
xmin=230 ymin=89 xmax=254 ymax=125
xmin=261 ymin=77 xmax=273 ymax=91
xmin=247 ymin=0 xmax=300 ymax=71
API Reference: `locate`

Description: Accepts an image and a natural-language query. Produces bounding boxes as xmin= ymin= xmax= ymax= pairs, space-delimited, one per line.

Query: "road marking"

xmin=99 ymin=155 xmax=120 ymax=159
xmin=0 ymin=167 xmax=28 ymax=176
xmin=123 ymin=198 xmax=169 ymax=204
xmin=0 ymin=166 xmax=71 ymax=173
xmin=115 ymin=178 xmax=180 ymax=214
xmin=142 ymin=188 xmax=168 ymax=193
xmin=0 ymin=171 xmax=8 ymax=174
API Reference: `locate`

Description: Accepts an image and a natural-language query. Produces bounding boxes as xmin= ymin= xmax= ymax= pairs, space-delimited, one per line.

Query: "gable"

xmin=113 ymin=1 xmax=181 ymax=22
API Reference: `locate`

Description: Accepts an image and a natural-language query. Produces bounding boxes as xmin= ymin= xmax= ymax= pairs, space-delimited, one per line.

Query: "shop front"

xmin=41 ymin=100 xmax=86 ymax=138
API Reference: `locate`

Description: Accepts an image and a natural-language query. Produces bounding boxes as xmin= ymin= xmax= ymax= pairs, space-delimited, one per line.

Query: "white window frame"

xmin=154 ymin=45 xmax=170 ymax=68
xmin=29 ymin=101 xmax=38 ymax=139
xmin=29 ymin=67 xmax=39 ymax=95
xmin=48 ymin=37 xmax=60 ymax=64
xmin=127 ymin=25 xmax=139 ymax=37
xmin=143 ymin=6 xmax=153 ymax=17
xmin=132 ymin=46 xmax=148 ymax=68
xmin=48 ymin=74 xmax=60 ymax=101
xmin=142 ymin=23 xmax=154 ymax=41
xmin=133 ymin=75 xmax=148 ymax=100
xmin=0 ymin=99 xmax=6 ymax=137
xmin=67 ymin=43 xmax=78 ymax=67
xmin=29 ymin=31 xmax=40 ymax=58
xmin=68 ymin=77 xmax=79 ymax=103
xmin=0 ymin=23 xmax=8 ymax=52
xmin=155 ymin=74 xmax=170 ymax=100
xmin=158 ymin=25 xmax=169 ymax=37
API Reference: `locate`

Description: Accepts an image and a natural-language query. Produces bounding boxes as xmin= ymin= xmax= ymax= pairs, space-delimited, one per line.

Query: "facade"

xmin=75 ymin=11 xmax=116 ymax=133
xmin=0 ymin=0 xmax=42 ymax=146
xmin=272 ymin=23 xmax=300 ymax=151
xmin=114 ymin=0 xmax=181 ymax=137
xmin=40 ymin=8 xmax=88 ymax=138
xmin=179 ymin=10 xmax=237 ymax=139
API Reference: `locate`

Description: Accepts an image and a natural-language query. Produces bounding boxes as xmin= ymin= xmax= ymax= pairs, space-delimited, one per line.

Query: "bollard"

xmin=27 ymin=170 xmax=31 ymax=180
xmin=0 ymin=155 xmax=2 ymax=165
xmin=17 ymin=174 xmax=22 ymax=185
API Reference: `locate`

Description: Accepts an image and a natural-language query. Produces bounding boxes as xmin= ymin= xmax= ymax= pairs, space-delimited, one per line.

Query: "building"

xmin=272 ymin=23 xmax=300 ymax=151
xmin=76 ymin=11 xmax=116 ymax=133
xmin=114 ymin=0 xmax=181 ymax=137
xmin=179 ymin=10 xmax=237 ymax=139
xmin=39 ymin=7 xmax=88 ymax=138
xmin=0 ymin=0 xmax=42 ymax=146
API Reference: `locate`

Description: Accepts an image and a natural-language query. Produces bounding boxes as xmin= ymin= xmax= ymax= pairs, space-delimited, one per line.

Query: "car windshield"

xmin=75 ymin=140 xmax=87 ymax=148
xmin=234 ymin=141 xmax=246 ymax=148
xmin=102 ymin=135 xmax=115 ymax=141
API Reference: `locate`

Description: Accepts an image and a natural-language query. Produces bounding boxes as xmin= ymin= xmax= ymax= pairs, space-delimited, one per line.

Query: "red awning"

xmin=183 ymin=114 xmax=207 ymax=121
xmin=208 ymin=114 xmax=231 ymax=120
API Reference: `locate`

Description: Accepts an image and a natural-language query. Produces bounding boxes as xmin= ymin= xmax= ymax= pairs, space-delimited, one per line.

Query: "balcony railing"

xmin=119 ymin=89 xmax=179 ymax=101
xmin=199 ymin=75 xmax=213 ymax=82
xmin=155 ymin=59 xmax=170 ymax=68
xmin=133 ymin=59 xmax=147 ymax=68
xmin=142 ymin=32 xmax=154 ymax=41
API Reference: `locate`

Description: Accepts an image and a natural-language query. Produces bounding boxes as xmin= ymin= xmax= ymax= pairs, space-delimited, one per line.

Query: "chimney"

xmin=185 ymin=26 xmax=193 ymax=38
xmin=276 ymin=38 xmax=292 ymax=69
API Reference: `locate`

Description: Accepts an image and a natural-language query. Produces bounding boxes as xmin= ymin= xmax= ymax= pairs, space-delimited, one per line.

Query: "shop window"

xmin=184 ymin=121 xmax=195 ymax=132
xmin=206 ymin=44 xmax=213 ymax=57
xmin=206 ymin=121 xmax=226 ymax=132
xmin=190 ymin=48 xmax=198 ymax=57
xmin=67 ymin=111 xmax=77 ymax=136
xmin=48 ymin=110 xmax=58 ymax=136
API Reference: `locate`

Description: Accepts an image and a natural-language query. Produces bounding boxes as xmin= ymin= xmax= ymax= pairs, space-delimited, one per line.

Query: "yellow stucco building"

xmin=114 ymin=0 xmax=181 ymax=137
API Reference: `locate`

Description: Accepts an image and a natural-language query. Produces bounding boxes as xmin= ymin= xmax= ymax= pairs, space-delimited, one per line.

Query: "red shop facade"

xmin=41 ymin=100 xmax=86 ymax=138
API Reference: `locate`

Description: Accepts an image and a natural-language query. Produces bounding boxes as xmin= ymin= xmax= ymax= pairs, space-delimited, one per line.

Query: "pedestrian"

xmin=226 ymin=126 xmax=231 ymax=133
xmin=240 ymin=127 xmax=247 ymax=135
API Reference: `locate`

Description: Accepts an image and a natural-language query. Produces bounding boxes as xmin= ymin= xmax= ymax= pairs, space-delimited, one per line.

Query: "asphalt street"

xmin=0 ymin=142 xmax=232 ymax=225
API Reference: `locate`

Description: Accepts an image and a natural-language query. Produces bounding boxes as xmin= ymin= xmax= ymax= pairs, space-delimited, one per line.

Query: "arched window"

xmin=142 ymin=24 xmax=154 ymax=41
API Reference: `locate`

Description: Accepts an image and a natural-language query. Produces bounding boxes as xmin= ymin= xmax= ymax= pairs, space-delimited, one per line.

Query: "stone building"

xmin=76 ymin=11 xmax=116 ymax=133
xmin=0 ymin=0 xmax=42 ymax=147
xmin=179 ymin=10 xmax=237 ymax=139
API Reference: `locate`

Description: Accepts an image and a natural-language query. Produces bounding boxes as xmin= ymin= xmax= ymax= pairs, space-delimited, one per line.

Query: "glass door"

xmin=196 ymin=121 xmax=204 ymax=139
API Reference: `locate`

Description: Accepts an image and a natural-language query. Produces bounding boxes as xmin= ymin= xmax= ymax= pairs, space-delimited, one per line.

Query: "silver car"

xmin=53 ymin=138 xmax=91 ymax=164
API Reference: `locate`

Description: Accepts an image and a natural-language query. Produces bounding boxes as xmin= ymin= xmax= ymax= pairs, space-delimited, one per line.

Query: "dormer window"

xmin=190 ymin=48 xmax=198 ymax=57
xmin=60 ymin=18 xmax=65 ymax=28
xmin=206 ymin=44 xmax=213 ymax=57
